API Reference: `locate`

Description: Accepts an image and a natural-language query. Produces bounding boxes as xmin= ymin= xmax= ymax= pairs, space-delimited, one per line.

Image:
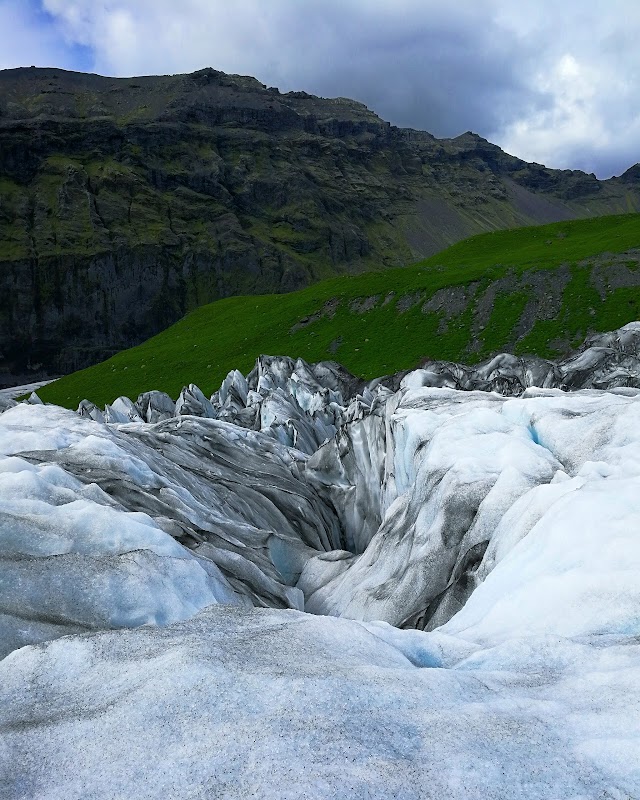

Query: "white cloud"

xmin=499 ymin=55 xmax=611 ymax=169
xmin=41 ymin=1 xmax=493 ymax=81
xmin=493 ymin=1 xmax=640 ymax=176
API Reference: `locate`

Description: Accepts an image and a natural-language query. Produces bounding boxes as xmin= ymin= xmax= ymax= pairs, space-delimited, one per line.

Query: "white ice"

xmin=0 ymin=405 xmax=241 ymax=657
xmin=301 ymin=387 xmax=640 ymax=632
xmin=1 ymin=604 xmax=638 ymax=799
xmin=1 ymin=376 xmax=640 ymax=797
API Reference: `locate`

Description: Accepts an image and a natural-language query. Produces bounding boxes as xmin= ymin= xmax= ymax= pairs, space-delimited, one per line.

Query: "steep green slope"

xmin=40 ymin=212 xmax=640 ymax=408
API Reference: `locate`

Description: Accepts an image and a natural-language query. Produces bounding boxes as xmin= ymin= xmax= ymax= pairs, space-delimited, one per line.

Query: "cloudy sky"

xmin=1 ymin=0 xmax=639 ymax=178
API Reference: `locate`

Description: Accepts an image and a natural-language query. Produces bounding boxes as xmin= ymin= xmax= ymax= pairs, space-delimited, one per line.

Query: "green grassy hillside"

xmin=40 ymin=212 xmax=640 ymax=408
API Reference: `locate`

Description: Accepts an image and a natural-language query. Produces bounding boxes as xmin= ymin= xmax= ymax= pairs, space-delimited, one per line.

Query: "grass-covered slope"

xmin=40 ymin=213 xmax=640 ymax=408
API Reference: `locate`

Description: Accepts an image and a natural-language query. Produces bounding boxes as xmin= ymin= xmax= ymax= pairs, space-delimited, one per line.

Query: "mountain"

xmin=1 ymin=65 xmax=639 ymax=387
xmin=38 ymin=212 xmax=640 ymax=409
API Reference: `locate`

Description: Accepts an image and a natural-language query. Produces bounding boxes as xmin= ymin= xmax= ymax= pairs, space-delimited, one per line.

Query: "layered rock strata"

xmin=2 ymin=66 xmax=639 ymax=384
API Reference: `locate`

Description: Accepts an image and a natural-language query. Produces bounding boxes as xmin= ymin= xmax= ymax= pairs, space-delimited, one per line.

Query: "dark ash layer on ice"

xmin=2 ymin=324 xmax=640 ymax=798
xmin=2 ymin=322 xmax=640 ymax=659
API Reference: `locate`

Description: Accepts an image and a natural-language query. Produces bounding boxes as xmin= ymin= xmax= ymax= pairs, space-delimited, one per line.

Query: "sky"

xmin=1 ymin=0 xmax=639 ymax=179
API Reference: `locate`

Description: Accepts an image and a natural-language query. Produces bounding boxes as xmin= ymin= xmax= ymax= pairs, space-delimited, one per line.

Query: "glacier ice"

xmin=2 ymin=326 xmax=640 ymax=797
xmin=1 ymin=606 xmax=638 ymax=799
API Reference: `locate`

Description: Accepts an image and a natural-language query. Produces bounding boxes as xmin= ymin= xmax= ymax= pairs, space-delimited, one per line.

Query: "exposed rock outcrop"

xmin=1 ymin=66 xmax=638 ymax=385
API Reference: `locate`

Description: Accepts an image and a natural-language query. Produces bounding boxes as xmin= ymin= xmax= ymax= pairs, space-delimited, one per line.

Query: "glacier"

xmin=1 ymin=324 xmax=640 ymax=798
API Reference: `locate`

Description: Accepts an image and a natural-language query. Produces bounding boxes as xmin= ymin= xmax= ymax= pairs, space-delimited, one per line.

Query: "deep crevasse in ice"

xmin=2 ymin=326 xmax=640 ymax=797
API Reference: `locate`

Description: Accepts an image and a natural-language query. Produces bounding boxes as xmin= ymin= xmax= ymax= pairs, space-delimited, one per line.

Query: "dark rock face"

xmin=1 ymin=67 xmax=639 ymax=386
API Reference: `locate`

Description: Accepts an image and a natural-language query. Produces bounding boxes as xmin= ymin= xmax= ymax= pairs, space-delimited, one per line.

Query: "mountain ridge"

xmin=1 ymin=65 xmax=639 ymax=387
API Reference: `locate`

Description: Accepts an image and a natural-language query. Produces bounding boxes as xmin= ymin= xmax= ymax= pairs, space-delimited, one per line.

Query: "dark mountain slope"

xmin=1 ymin=65 xmax=639 ymax=386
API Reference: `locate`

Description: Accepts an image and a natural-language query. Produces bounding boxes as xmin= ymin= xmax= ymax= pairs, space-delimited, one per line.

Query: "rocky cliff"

xmin=1 ymin=66 xmax=639 ymax=385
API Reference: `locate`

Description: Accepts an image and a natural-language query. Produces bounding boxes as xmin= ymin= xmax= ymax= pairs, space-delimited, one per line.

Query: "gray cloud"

xmin=7 ymin=0 xmax=639 ymax=177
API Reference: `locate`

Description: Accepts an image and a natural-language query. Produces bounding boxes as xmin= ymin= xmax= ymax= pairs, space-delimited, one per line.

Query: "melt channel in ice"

xmin=0 ymin=350 xmax=640 ymax=797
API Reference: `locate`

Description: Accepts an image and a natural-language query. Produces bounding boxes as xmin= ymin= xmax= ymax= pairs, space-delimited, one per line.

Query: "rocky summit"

xmin=1 ymin=65 xmax=639 ymax=387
